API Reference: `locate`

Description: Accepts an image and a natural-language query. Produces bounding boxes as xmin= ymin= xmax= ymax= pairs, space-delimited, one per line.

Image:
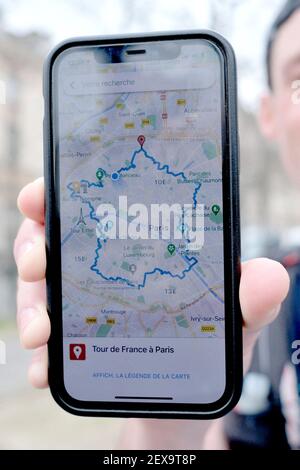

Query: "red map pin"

xmin=137 ymin=135 xmax=145 ymax=147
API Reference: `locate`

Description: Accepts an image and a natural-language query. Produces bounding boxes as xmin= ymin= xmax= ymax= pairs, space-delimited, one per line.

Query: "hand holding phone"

xmin=15 ymin=193 xmax=290 ymax=428
xmin=44 ymin=30 xmax=242 ymax=418
xmin=20 ymin=28 xmax=288 ymax=417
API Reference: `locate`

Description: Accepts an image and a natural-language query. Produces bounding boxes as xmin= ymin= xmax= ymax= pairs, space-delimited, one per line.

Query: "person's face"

xmin=260 ymin=10 xmax=300 ymax=185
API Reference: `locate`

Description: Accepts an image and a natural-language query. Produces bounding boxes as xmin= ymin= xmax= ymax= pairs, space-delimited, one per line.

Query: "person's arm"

xmin=14 ymin=177 xmax=290 ymax=448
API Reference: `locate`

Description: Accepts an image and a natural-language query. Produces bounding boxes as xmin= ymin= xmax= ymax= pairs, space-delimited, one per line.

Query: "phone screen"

xmin=53 ymin=39 xmax=226 ymax=405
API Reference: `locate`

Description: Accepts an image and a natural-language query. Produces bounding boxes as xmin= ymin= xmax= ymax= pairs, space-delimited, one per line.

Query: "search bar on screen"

xmin=64 ymin=68 xmax=216 ymax=95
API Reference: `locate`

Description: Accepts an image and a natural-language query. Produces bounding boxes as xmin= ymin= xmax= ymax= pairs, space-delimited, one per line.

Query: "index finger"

xmin=17 ymin=177 xmax=45 ymax=225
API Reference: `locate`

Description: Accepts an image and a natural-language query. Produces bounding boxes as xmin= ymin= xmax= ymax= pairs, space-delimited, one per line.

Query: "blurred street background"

xmin=0 ymin=0 xmax=300 ymax=449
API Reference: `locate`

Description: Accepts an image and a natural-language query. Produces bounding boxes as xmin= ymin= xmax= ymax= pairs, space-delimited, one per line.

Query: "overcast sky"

xmin=0 ymin=0 xmax=285 ymax=108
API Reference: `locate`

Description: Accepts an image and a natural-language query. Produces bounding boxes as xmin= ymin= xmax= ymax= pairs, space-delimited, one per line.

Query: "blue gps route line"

xmin=90 ymin=239 xmax=198 ymax=290
xmin=193 ymin=182 xmax=201 ymax=209
xmin=117 ymin=147 xmax=201 ymax=209
xmin=118 ymin=148 xmax=188 ymax=180
xmin=137 ymin=255 xmax=198 ymax=290
xmin=90 ymin=238 xmax=136 ymax=287
xmin=65 ymin=144 xmax=203 ymax=289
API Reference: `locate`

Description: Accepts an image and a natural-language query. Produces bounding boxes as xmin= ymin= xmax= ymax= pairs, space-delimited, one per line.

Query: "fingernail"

xmin=18 ymin=307 xmax=38 ymax=333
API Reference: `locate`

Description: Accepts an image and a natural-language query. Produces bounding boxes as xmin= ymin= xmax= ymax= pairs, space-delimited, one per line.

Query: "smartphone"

xmin=44 ymin=30 xmax=242 ymax=419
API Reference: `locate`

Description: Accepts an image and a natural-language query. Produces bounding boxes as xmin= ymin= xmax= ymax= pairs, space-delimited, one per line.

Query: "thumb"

xmin=239 ymin=257 xmax=290 ymax=370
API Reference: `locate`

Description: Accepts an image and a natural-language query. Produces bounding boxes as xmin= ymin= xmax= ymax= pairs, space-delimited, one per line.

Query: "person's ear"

xmin=258 ymin=93 xmax=278 ymax=141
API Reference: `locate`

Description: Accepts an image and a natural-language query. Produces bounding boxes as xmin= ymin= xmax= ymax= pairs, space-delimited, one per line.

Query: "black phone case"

xmin=43 ymin=30 xmax=242 ymax=419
